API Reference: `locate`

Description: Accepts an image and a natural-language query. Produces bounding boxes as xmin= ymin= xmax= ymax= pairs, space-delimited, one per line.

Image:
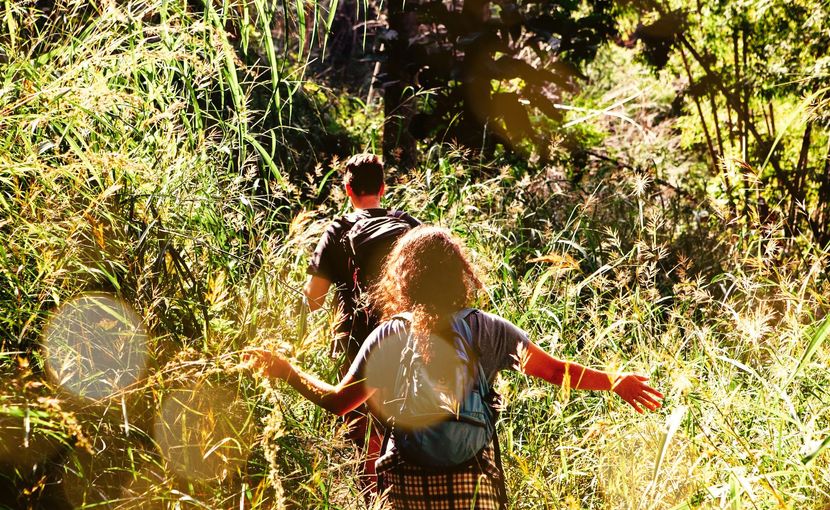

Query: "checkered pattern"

xmin=376 ymin=442 xmax=505 ymax=509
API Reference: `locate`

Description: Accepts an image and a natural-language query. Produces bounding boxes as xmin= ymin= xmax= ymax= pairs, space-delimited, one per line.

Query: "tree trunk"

xmin=382 ymin=1 xmax=418 ymax=169
xmin=810 ymin=137 xmax=830 ymax=246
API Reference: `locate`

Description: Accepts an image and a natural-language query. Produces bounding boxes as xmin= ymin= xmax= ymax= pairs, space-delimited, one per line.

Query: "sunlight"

xmin=42 ymin=293 xmax=149 ymax=400
xmin=364 ymin=333 xmax=474 ymax=429
xmin=154 ymin=381 xmax=254 ymax=484
xmin=596 ymin=416 xmax=700 ymax=509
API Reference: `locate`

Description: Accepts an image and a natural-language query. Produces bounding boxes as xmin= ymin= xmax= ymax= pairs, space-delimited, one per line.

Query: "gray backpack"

xmin=385 ymin=309 xmax=496 ymax=467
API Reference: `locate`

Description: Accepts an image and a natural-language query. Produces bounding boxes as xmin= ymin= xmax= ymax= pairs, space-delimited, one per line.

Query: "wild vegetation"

xmin=1 ymin=0 xmax=829 ymax=509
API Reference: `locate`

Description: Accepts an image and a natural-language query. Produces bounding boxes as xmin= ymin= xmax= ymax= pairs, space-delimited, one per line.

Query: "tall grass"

xmin=378 ymin=149 xmax=830 ymax=508
xmin=257 ymin=146 xmax=829 ymax=507
xmin=0 ymin=0 xmax=308 ymax=507
xmin=1 ymin=1 xmax=829 ymax=509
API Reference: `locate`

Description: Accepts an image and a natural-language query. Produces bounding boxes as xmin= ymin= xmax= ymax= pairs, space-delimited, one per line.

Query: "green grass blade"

xmin=244 ymin=133 xmax=287 ymax=190
xmin=802 ymin=433 xmax=830 ymax=465
xmin=652 ymin=405 xmax=686 ymax=483
xmin=321 ymin=0 xmax=340 ymax=59
xmin=760 ymin=86 xmax=828 ymax=172
xmin=295 ymin=0 xmax=306 ymax=60
xmin=788 ymin=315 xmax=830 ymax=386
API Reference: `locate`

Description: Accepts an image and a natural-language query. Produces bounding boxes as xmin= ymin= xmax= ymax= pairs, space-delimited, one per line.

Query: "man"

xmin=304 ymin=153 xmax=419 ymax=497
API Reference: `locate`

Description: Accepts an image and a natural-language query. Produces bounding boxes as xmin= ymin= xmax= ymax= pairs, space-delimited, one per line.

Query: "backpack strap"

xmin=379 ymin=312 xmax=417 ymax=466
xmin=453 ymin=310 xmax=507 ymax=507
xmin=492 ymin=423 xmax=507 ymax=508
xmin=452 ymin=308 xmax=477 ymax=351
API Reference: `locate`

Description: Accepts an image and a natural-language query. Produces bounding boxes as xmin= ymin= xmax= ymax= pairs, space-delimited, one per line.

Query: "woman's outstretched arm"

xmin=520 ymin=342 xmax=663 ymax=413
xmin=244 ymin=348 xmax=374 ymax=416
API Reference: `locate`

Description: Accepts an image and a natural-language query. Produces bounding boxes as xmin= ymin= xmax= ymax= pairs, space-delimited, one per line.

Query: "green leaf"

xmin=802 ymin=434 xmax=830 ymax=465
xmin=788 ymin=315 xmax=830 ymax=386
xmin=296 ymin=0 xmax=306 ymax=60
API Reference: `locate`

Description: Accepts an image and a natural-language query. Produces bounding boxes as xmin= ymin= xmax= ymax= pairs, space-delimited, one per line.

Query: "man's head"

xmin=344 ymin=154 xmax=384 ymax=201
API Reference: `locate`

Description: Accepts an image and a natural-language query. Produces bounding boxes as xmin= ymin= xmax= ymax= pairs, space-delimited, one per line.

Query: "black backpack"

xmin=344 ymin=212 xmax=413 ymax=294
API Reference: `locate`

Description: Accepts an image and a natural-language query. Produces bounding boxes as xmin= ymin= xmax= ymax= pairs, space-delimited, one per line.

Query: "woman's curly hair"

xmin=370 ymin=226 xmax=482 ymax=360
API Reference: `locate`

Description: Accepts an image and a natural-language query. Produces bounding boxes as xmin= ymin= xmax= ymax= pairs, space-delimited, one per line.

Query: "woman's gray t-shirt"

xmin=344 ymin=309 xmax=530 ymax=391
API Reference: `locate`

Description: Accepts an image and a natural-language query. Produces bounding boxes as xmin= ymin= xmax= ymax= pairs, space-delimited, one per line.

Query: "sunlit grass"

xmin=2 ymin=0 xmax=830 ymax=508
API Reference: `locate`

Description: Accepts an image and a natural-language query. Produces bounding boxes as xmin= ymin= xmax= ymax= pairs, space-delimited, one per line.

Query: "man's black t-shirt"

xmin=307 ymin=208 xmax=420 ymax=362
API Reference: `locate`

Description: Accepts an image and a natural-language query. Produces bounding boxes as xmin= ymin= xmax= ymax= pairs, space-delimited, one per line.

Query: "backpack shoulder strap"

xmin=340 ymin=212 xmax=366 ymax=256
xmin=452 ymin=308 xmax=506 ymax=507
xmin=387 ymin=209 xmax=420 ymax=227
xmin=453 ymin=308 xmax=495 ymax=402
xmin=386 ymin=312 xmax=417 ymax=434
xmin=452 ymin=308 xmax=478 ymax=351
xmin=342 ymin=210 xmax=371 ymax=228
xmin=341 ymin=209 xmax=387 ymax=242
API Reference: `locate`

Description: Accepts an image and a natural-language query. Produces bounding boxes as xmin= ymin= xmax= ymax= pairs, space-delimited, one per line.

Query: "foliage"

xmin=1 ymin=0 xmax=830 ymax=509
xmin=376 ymin=0 xmax=621 ymax=164
xmin=627 ymin=0 xmax=830 ymax=248
xmin=0 ymin=0 xmax=306 ymax=507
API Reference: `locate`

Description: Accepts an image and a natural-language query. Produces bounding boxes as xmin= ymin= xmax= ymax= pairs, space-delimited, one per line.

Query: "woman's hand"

xmin=612 ymin=374 xmax=663 ymax=413
xmin=242 ymin=347 xmax=373 ymax=416
xmin=243 ymin=348 xmax=292 ymax=380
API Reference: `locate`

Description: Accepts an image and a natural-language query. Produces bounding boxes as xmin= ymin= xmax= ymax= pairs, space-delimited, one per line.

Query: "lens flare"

xmin=364 ymin=333 xmax=472 ymax=429
xmin=596 ymin=417 xmax=699 ymax=509
xmin=154 ymin=381 xmax=254 ymax=483
xmin=43 ymin=293 xmax=149 ymax=400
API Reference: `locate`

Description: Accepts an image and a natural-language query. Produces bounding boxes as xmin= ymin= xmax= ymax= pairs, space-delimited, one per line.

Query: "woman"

xmin=247 ymin=226 xmax=662 ymax=508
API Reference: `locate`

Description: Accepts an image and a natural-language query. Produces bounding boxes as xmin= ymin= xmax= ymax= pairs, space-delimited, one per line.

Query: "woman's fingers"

xmin=634 ymin=375 xmax=664 ymax=397
xmin=618 ymin=375 xmax=664 ymax=413
xmin=637 ymin=384 xmax=663 ymax=410
xmin=628 ymin=398 xmax=644 ymax=414
xmin=638 ymin=392 xmax=662 ymax=408
xmin=240 ymin=350 xmax=259 ymax=367
xmin=240 ymin=348 xmax=279 ymax=376
xmin=635 ymin=395 xmax=661 ymax=410
xmin=645 ymin=386 xmax=664 ymax=399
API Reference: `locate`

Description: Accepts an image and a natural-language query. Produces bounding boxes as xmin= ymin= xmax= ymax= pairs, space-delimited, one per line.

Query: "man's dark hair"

xmin=344 ymin=153 xmax=384 ymax=196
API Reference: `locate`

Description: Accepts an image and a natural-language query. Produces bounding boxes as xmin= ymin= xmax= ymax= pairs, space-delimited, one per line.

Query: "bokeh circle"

xmin=43 ymin=293 xmax=149 ymax=400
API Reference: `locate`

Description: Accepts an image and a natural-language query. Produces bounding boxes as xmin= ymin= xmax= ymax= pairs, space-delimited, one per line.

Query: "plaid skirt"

xmin=376 ymin=441 xmax=506 ymax=510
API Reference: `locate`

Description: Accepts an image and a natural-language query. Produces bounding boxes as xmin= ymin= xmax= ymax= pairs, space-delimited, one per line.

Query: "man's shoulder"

xmin=321 ymin=209 xmax=419 ymax=240
xmin=346 ymin=208 xmax=420 ymax=225
xmin=385 ymin=209 xmax=421 ymax=227
xmin=322 ymin=212 xmax=363 ymax=237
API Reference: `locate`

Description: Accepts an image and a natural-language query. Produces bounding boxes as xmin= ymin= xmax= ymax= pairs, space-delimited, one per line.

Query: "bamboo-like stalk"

xmin=811 ymin=138 xmax=830 ymax=244
xmin=679 ymin=46 xmax=718 ymax=174
xmin=741 ymin=26 xmax=749 ymax=163
xmin=733 ymin=27 xmax=741 ymax=152
xmin=788 ymin=120 xmax=813 ymax=232
xmin=707 ymin=82 xmax=724 ymax=159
